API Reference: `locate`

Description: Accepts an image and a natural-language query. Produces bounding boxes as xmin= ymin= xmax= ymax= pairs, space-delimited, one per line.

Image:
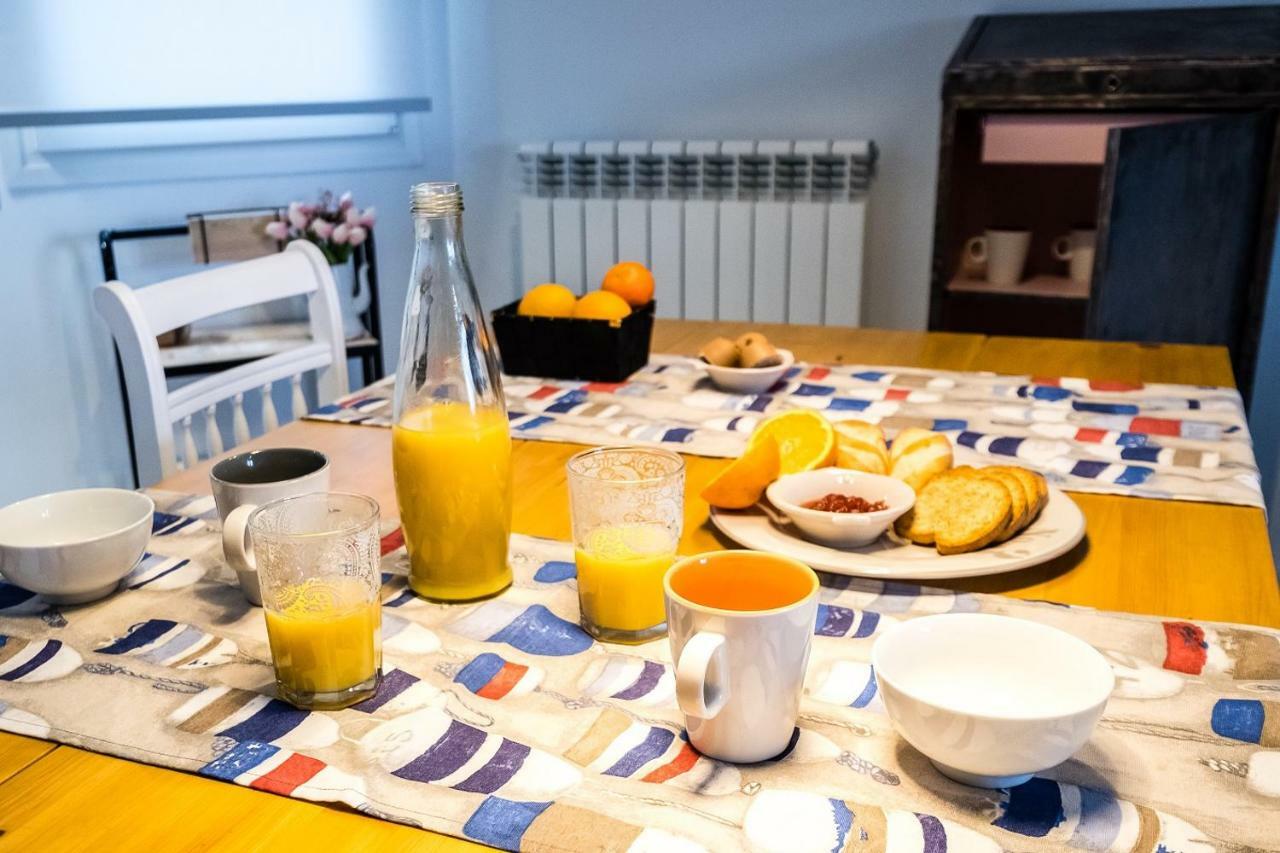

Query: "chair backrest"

xmin=94 ymin=241 xmax=348 ymax=485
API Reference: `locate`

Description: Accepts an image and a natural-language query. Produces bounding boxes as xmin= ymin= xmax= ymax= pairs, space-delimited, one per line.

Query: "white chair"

xmin=94 ymin=241 xmax=349 ymax=485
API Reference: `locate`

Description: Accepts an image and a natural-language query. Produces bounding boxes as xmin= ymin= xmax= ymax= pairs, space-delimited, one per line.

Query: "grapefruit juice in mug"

xmin=392 ymin=402 xmax=513 ymax=601
xmin=667 ymin=552 xmax=815 ymax=611
xmin=575 ymin=523 xmax=676 ymax=633
xmin=664 ymin=551 xmax=820 ymax=763
xmin=264 ymin=576 xmax=381 ymax=697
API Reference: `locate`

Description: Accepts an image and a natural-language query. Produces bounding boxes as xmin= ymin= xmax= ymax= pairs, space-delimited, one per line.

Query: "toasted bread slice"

xmin=894 ymin=467 xmax=969 ymax=545
xmin=990 ymin=466 xmax=1036 ymax=508
xmin=889 ymin=431 xmax=953 ymax=493
xmin=893 ymin=505 xmax=934 ymax=545
xmin=1028 ymin=469 xmax=1049 ymax=517
xmin=834 ymin=420 xmax=889 ymax=475
xmin=933 ymin=477 xmax=1013 ymax=555
xmin=977 ymin=468 xmax=1028 ymax=541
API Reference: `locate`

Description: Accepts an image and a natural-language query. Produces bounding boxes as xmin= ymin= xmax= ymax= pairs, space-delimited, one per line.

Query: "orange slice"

xmin=700 ymin=434 xmax=781 ymax=509
xmin=748 ymin=410 xmax=836 ymax=475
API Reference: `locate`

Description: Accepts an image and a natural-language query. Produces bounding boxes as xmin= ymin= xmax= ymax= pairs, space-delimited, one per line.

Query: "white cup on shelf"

xmin=965 ymin=229 xmax=1031 ymax=286
xmin=1052 ymin=228 xmax=1097 ymax=287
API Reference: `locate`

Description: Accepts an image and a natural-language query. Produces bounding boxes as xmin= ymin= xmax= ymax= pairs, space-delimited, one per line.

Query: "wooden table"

xmin=2 ymin=321 xmax=1276 ymax=850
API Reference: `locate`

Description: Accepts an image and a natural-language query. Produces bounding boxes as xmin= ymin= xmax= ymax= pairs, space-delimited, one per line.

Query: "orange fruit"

xmin=701 ymin=434 xmax=781 ymax=509
xmin=518 ymin=283 xmax=577 ymax=317
xmin=748 ymin=410 xmax=836 ymax=475
xmin=573 ymin=290 xmax=632 ymax=324
xmin=601 ymin=261 xmax=655 ymax=307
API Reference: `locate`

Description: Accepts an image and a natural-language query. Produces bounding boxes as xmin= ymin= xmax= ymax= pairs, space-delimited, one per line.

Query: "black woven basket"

xmin=491 ymin=300 xmax=655 ymax=382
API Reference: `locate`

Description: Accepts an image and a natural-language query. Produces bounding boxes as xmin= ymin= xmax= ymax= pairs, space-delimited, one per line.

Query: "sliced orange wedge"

xmin=701 ymin=434 xmax=781 ymax=509
xmin=748 ymin=409 xmax=837 ymax=475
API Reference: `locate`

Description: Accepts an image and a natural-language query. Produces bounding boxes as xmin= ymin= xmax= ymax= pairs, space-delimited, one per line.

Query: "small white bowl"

xmin=0 ymin=488 xmax=153 ymax=604
xmin=872 ymin=613 xmax=1115 ymax=788
xmin=765 ymin=468 xmax=915 ymax=548
xmin=703 ymin=348 xmax=795 ymax=394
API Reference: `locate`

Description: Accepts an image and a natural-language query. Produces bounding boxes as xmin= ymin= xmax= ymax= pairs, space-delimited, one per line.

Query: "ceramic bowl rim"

xmin=766 ymin=468 xmax=916 ymax=525
xmin=872 ymin=612 xmax=1116 ymax=723
xmin=0 ymin=488 xmax=155 ymax=550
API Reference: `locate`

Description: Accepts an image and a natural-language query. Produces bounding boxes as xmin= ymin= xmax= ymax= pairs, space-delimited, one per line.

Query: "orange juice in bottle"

xmin=393 ymin=403 xmax=512 ymax=600
xmin=392 ymin=183 xmax=512 ymax=601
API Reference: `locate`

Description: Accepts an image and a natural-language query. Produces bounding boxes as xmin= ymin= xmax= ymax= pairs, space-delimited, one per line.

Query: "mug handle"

xmin=1051 ymin=236 xmax=1073 ymax=261
xmin=964 ymin=236 xmax=987 ymax=264
xmin=676 ymin=631 xmax=729 ymax=719
xmin=222 ymin=504 xmax=263 ymax=606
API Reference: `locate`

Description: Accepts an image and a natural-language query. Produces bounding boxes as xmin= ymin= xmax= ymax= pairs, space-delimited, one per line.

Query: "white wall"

xmin=0 ymin=0 xmax=454 ymax=504
xmin=444 ymin=0 xmax=1276 ymax=326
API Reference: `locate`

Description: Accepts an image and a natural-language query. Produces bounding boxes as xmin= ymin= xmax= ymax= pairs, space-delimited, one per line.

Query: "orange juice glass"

xmin=250 ymin=493 xmax=382 ymax=709
xmin=567 ymin=447 xmax=685 ymax=643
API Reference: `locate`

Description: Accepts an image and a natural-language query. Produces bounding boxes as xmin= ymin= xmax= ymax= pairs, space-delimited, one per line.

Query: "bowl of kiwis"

xmin=698 ymin=332 xmax=794 ymax=394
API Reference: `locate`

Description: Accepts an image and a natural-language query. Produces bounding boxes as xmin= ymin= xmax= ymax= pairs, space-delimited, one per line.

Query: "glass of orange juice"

xmin=249 ymin=493 xmax=382 ymax=710
xmin=567 ymin=447 xmax=684 ymax=644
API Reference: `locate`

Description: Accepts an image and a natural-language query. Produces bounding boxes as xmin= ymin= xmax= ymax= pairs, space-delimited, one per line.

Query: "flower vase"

xmin=333 ymin=260 xmax=371 ymax=340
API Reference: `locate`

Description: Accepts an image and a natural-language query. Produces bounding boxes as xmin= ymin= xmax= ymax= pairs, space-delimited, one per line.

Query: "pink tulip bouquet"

xmin=264 ymin=191 xmax=376 ymax=265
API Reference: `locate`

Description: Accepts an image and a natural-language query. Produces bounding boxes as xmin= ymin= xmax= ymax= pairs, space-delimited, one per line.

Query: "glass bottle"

xmin=391 ymin=182 xmax=513 ymax=601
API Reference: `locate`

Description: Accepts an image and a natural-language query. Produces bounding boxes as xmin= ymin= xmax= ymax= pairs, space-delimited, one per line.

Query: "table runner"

xmin=306 ymin=356 xmax=1262 ymax=509
xmin=2 ymin=491 xmax=1278 ymax=851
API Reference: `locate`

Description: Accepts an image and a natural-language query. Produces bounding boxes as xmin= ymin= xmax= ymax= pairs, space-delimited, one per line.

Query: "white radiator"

xmin=518 ymin=139 xmax=877 ymax=325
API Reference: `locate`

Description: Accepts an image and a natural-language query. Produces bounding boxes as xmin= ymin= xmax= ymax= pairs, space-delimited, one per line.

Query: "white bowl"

xmin=0 ymin=488 xmax=154 ymax=604
xmin=704 ymin=348 xmax=795 ymax=394
xmin=872 ymin=613 xmax=1115 ymax=788
xmin=765 ymin=468 xmax=915 ymax=548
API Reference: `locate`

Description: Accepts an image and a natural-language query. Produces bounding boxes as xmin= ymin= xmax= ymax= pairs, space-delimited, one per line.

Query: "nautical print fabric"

xmin=305 ymin=355 xmax=1262 ymax=508
xmin=1 ymin=491 xmax=1278 ymax=850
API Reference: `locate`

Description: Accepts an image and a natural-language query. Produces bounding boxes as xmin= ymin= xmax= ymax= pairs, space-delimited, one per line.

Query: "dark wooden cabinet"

xmin=930 ymin=6 xmax=1280 ymax=397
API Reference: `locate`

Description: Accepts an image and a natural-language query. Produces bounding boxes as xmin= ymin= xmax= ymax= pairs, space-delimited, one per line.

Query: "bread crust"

xmin=978 ymin=468 xmax=1029 ymax=542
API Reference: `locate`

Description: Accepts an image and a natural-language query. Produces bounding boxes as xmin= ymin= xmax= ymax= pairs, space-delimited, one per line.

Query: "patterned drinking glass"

xmin=249 ymin=492 xmax=382 ymax=710
xmin=566 ymin=446 xmax=685 ymax=644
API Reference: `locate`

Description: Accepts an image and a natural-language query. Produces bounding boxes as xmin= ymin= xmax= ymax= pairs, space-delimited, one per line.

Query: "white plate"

xmin=709 ymin=485 xmax=1085 ymax=580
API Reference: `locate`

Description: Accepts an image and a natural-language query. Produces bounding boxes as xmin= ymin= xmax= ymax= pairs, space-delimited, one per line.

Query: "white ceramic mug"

xmin=1052 ymin=229 xmax=1097 ymax=287
xmin=210 ymin=448 xmax=329 ymax=605
xmin=965 ymin=229 xmax=1031 ymax=286
xmin=663 ymin=550 xmax=820 ymax=763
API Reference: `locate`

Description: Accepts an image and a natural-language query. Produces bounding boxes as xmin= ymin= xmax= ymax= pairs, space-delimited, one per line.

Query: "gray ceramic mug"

xmin=210 ymin=448 xmax=329 ymax=604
